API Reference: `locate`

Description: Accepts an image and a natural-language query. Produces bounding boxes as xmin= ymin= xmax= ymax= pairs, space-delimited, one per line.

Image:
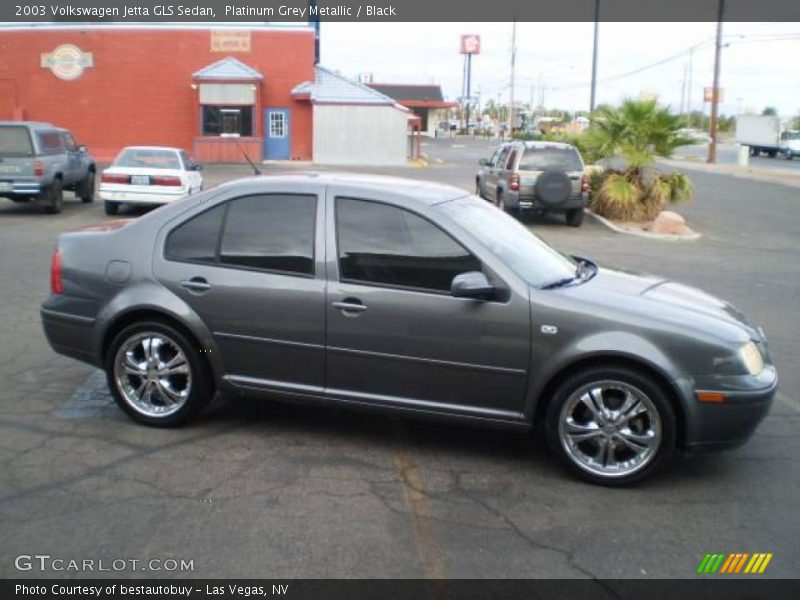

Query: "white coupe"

xmin=100 ymin=146 xmax=204 ymax=215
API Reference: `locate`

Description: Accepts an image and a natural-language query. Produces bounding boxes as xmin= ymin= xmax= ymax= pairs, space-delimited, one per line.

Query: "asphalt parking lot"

xmin=0 ymin=137 xmax=798 ymax=580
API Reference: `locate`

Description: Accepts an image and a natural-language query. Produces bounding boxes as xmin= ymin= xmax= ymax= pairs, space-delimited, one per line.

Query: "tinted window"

xmin=202 ymin=106 xmax=254 ymax=137
xmin=0 ymin=127 xmax=34 ymax=156
xmin=165 ymin=204 xmax=226 ymax=263
xmin=518 ymin=147 xmax=583 ymax=171
xmin=37 ymin=132 xmax=65 ymax=154
xmin=61 ymin=131 xmax=78 ymax=151
xmin=506 ymin=149 xmax=518 ymax=170
xmin=115 ymin=148 xmax=181 ymax=170
xmin=495 ymin=146 xmax=511 ymax=169
xmin=336 ymin=198 xmax=481 ymax=292
xmin=220 ymin=194 xmax=316 ymax=275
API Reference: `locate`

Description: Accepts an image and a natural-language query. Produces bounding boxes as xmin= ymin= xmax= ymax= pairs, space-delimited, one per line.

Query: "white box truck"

xmin=735 ymin=115 xmax=800 ymax=159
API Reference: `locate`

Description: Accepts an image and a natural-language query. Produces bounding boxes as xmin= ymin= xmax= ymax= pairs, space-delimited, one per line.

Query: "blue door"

xmin=264 ymin=108 xmax=291 ymax=160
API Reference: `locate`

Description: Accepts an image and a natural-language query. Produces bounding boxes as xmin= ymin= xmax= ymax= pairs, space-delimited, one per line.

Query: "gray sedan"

xmin=40 ymin=173 xmax=777 ymax=485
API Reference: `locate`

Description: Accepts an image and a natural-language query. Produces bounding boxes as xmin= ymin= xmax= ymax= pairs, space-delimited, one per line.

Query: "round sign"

xmin=47 ymin=45 xmax=91 ymax=80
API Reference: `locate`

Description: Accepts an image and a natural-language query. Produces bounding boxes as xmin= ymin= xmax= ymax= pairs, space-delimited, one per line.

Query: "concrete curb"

xmin=661 ymin=158 xmax=800 ymax=190
xmin=586 ymin=210 xmax=702 ymax=241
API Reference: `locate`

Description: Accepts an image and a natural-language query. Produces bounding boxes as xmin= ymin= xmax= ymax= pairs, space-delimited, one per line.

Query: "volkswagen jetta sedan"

xmin=40 ymin=173 xmax=777 ymax=485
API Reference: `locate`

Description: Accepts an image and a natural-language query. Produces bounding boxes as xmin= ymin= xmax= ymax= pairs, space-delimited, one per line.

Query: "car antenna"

xmin=235 ymin=140 xmax=262 ymax=175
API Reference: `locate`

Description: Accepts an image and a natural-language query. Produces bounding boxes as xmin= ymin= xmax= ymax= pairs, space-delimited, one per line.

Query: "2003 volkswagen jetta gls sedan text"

xmin=40 ymin=173 xmax=778 ymax=485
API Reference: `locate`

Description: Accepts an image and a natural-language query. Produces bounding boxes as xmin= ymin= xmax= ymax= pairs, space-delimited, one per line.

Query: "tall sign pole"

xmin=590 ymin=0 xmax=600 ymax=112
xmin=707 ymin=0 xmax=725 ymax=164
xmin=508 ymin=19 xmax=517 ymax=135
xmin=459 ymin=34 xmax=481 ymax=132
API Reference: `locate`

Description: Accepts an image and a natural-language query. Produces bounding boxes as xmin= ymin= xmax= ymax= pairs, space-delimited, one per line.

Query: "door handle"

xmin=332 ymin=300 xmax=368 ymax=314
xmin=180 ymin=277 xmax=211 ymax=292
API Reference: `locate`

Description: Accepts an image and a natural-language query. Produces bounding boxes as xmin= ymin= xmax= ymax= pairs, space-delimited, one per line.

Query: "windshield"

xmin=784 ymin=131 xmax=800 ymax=141
xmin=518 ymin=146 xmax=583 ymax=172
xmin=0 ymin=126 xmax=34 ymax=157
xmin=437 ymin=196 xmax=578 ymax=287
xmin=114 ymin=148 xmax=181 ymax=170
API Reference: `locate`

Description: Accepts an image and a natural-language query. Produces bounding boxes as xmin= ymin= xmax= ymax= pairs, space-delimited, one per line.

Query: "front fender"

xmin=526 ymin=329 xmax=694 ymax=420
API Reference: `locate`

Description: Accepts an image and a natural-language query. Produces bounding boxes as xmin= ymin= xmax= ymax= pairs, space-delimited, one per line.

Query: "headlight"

xmin=739 ymin=341 xmax=764 ymax=375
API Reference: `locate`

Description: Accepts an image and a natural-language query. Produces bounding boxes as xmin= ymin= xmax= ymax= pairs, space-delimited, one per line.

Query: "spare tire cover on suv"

xmin=535 ymin=170 xmax=572 ymax=206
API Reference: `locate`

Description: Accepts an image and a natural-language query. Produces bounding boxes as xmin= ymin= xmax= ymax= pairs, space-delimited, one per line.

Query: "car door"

xmin=480 ymin=146 xmax=501 ymax=198
xmin=487 ymin=145 xmax=511 ymax=202
xmin=153 ymin=186 xmax=326 ymax=392
xmin=60 ymin=131 xmax=81 ymax=184
xmin=324 ymin=193 xmax=531 ymax=419
xmin=180 ymin=150 xmax=203 ymax=192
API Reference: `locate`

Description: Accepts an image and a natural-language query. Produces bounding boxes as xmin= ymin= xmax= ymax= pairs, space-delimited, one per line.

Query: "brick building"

xmin=0 ymin=24 xmax=316 ymax=162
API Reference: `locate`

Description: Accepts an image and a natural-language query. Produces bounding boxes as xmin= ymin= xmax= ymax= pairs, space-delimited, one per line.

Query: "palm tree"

xmin=585 ymin=99 xmax=694 ymax=221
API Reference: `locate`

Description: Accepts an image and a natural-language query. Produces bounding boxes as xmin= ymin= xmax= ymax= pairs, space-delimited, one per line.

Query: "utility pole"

xmin=589 ymin=0 xmax=600 ymax=112
xmin=707 ymin=0 xmax=725 ymax=164
xmin=465 ymin=52 xmax=473 ymax=130
xmin=508 ymin=19 xmax=517 ymax=136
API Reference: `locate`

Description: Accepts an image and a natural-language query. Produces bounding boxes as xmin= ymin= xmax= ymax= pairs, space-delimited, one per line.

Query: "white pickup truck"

xmin=735 ymin=115 xmax=800 ymax=160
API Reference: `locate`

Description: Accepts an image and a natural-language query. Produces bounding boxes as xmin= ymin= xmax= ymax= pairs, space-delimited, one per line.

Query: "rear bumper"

xmin=0 ymin=179 xmax=42 ymax=196
xmin=99 ymin=187 xmax=186 ymax=205
xmin=40 ymin=306 xmax=101 ymax=367
xmin=507 ymin=191 xmax=588 ymax=211
xmin=684 ymin=366 xmax=778 ymax=452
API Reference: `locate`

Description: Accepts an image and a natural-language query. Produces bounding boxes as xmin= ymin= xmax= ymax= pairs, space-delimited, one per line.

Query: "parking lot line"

xmin=393 ymin=426 xmax=448 ymax=579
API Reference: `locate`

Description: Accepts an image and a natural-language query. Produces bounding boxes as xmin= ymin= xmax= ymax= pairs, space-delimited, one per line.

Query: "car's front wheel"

xmin=105 ymin=321 xmax=212 ymax=427
xmin=545 ymin=365 xmax=676 ymax=485
xmin=77 ymin=171 xmax=95 ymax=203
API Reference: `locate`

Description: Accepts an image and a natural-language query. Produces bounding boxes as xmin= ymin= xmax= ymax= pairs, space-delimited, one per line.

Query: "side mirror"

xmin=191 ymin=163 xmax=202 ymax=171
xmin=478 ymin=158 xmax=489 ymax=166
xmin=78 ymin=145 xmax=87 ymax=152
xmin=451 ymin=271 xmax=495 ymax=300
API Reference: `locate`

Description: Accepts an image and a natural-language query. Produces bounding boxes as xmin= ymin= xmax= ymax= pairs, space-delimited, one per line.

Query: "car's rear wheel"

xmin=545 ymin=366 xmax=676 ymax=485
xmin=105 ymin=321 xmax=212 ymax=427
xmin=566 ymin=208 xmax=584 ymax=227
xmin=42 ymin=178 xmax=63 ymax=214
xmin=77 ymin=171 xmax=95 ymax=202
xmin=104 ymin=200 xmax=120 ymax=215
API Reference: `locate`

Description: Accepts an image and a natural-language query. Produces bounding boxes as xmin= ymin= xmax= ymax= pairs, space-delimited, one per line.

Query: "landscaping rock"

xmin=650 ymin=211 xmax=687 ymax=235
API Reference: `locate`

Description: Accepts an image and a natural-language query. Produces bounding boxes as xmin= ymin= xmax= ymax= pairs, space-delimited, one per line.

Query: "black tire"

xmin=535 ymin=170 xmax=572 ymax=206
xmin=545 ymin=365 xmax=677 ymax=486
xmin=565 ymin=208 xmax=584 ymax=227
xmin=42 ymin=178 xmax=63 ymax=214
xmin=77 ymin=170 xmax=95 ymax=203
xmin=105 ymin=320 xmax=213 ymax=427
xmin=104 ymin=200 xmax=120 ymax=215
xmin=784 ymin=150 xmax=793 ymax=161
xmin=767 ymin=150 xmax=777 ymax=158
xmin=496 ymin=188 xmax=506 ymax=212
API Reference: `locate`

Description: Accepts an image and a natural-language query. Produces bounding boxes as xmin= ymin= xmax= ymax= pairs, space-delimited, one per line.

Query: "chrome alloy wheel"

xmin=113 ymin=332 xmax=192 ymax=418
xmin=557 ymin=380 xmax=662 ymax=479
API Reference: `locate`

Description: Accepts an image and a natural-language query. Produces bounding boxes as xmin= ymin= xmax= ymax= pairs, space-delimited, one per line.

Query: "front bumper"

xmin=684 ymin=365 xmax=778 ymax=452
xmin=506 ymin=190 xmax=588 ymax=212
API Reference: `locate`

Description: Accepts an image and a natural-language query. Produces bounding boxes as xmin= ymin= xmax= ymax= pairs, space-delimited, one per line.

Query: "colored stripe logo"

xmin=697 ymin=553 xmax=773 ymax=574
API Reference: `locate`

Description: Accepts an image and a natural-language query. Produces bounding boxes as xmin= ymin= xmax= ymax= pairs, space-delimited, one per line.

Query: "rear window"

xmin=114 ymin=148 xmax=181 ymax=170
xmin=0 ymin=126 xmax=34 ymax=157
xmin=518 ymin=147 xmax=583 ymax=172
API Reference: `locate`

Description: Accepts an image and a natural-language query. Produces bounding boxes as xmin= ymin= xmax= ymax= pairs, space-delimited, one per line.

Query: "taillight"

xmin=151 ymin=175 xmax=182 ymax=187
xmin=101 ymin=172 xmax=129 ymax=184
xmin=34 ymin=160 xmax=44 ymax=177
xmin=50 ymin=249 xmax=62 ymax=295
xmin=510 ymin=173 xmax=520 ymax=192
xmin=581 ymin=174 xmax=590 ymax=193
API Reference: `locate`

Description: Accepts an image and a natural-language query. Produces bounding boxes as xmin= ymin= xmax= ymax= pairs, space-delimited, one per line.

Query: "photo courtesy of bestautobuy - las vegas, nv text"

xmin=0 ymin=1 xmax=799 ymax=599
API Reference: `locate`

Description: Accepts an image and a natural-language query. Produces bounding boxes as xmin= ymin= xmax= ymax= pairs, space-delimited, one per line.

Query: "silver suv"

xmin=0 ymin=121 xmax=96 ymax=214
xmin=476 ymin=141 xmax=588 ymax=227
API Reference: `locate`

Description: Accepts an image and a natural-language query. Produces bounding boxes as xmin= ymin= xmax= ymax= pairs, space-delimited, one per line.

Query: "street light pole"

xmin=508 ymin=19 xmax=517 ymax=136
xmin=590 ymin=0 xmax=600 ymax=112
xmin=707 ymin=0 xmax=725 ymax=164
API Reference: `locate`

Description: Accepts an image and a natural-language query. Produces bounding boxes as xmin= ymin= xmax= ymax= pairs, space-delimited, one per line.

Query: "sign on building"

xmin=40 ymin=45 xmax=93 ymax=80
xmin=211 ymin=30 xmax=251 ymax=53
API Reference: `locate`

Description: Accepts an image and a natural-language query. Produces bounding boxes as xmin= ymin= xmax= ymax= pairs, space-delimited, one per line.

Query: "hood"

xmin=562 ymin=266 xmax=758 ymax=344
